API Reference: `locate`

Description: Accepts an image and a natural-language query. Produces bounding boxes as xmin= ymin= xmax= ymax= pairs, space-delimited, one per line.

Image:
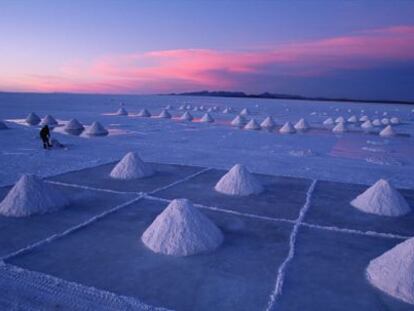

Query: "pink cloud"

xmin=4 ymin=25 xmax=414 ymax=93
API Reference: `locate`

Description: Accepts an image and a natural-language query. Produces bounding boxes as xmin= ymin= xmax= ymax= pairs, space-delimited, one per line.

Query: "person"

xmin=40 ymin=125 xmax=52 ymax=149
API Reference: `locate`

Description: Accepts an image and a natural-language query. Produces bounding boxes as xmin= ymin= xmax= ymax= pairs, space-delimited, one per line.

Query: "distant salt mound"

xmin=141 ymin=198 xmax=223 ymax=256
xmin=350 ymin=179 xmax=410 ymax=216
xmin=165 ymin=105 xmax=173 ymax=110
xmin=261 ymin=116 xmax=276 ymax=129
xmin=193 ymin=106 xmax=199 ymax=112
xmin=279 ymin=121 xmax=296 ymax=134
xmin=64 ymin=118 xmax=84 ymax=131
xmin=231 ymin=115 xmax=247 ymax=127
xmin=200 ymin=113 xmax=214 ymax=123
xmin=0 ymin=174 xmax=68 ymax=217
xmin=178 ymin=105 xmax=185 ymax=110
xmin=158 ymin=109 xmax=172 ymax=119
xmin=214 ymin=164 xmax=263 ymax=196
xmin=85 ymin=121 xmax=108 ymax=136
xmin=381 ymin=118 xmax=390 ymax=125
xmin=323 ymin=117 xmax=334 ymax=126
xmin=366 ymin=237 xmax=414 ymax=305
xmin=372 ymin=119 xmax=382 ymax=126
xmin=222 ymin=107 xmax=231 ymax=114
xmin=383 ymin=112 xmax=388 ymax=116
xmin=137 ymin=109 xmax=151 ymax=117
xmin=180 ymin=111 xmax=193 ymax=121
xmin=359 ymin=115 xmax=369 ymax=122
xmin=332 ymin=122 xmax=347 ymax=133
xmin=335 ymin=116 xmax=346 ymax=124
xmin=348 ymin=115 xmax=358 ymax=123
xmin=294 ymin=118 xmax=310 ymax=131
xmin=390 ymin=117 xmax=400 ymax=125
xmin=361 ymin=120 xmax=373 ymax=129
xmin=40 ymin=115 xmax=58 ymax=126
xmin=244 ymin=119 xmax=261 ymax=130
xmin=116 ymin=107 xmax=128 ymax=116
xmin=0 ymin=121 xmax=8 ymax=130
xmin=240 ymin=108 xmax=250 ymax=116
xmin=25 ymin=112 xmax=41 ymax=125
xmin=185 ymin=104 xmax=192 ymax=110
xmin=110 ymin=152 xmax=154 ymax=179
xmin=379 ymin=125 xmax=396 ymax=137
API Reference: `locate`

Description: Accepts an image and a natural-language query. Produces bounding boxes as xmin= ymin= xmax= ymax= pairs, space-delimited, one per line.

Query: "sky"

xmin=1 ymin=0 xmax=414 ymax=100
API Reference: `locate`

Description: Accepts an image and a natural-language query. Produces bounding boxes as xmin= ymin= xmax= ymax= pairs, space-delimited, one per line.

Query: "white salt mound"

xmin=390 ymin=117 xmax=400 ymax=125
xmin=366 ymin=237 xmax=414 ymax=305
xmin=85 ymin=121 xmax=108 ymax=136
xmin=335 ymin=116 xmax=346 ymax=123
xmin=279 ymin=121 xmax=296 ymax=134
xmin=240 ymin=108 xmax=250 ymax=116
xmin=323 ymin=117 xmax=334 ymax=126
xmin=359 ymin=115 xmax=369 ymax=122
xmin=110 ymin=152 xmax=154 ymax=179
xmin=40 ymin=115 xmax=58 ymax=126
xmin=137 ymin=109 xmax=151 ymax=117
xmin=379 ymin=125 xmax=396 ymax=137
xmin=214 ymin=164 xmax=263 ymax=196
xmin=348 ymin=115 xmax=358 ymax=123
xmin=193 ymin=106 xmax=199 ymax=112
xmin=64 ymin=118 xmax=84 ymax=131
xmin=231 ymin=115 xmax=247 ymax=127
xmin=294 ymin=118 xmax=310 ymax=131
xmin=26 ymin=112 xmax=41 ymax=125
xmin=141 ymin=199 xmax=223 ymax=256
xmin=0 ymin=175 xmax=68 ymax=217
xmin=116 ymin=107 xmax=128 ymax=116
xmin=372 ymin=119 xmax=382 ymax=126
xmin=180 ymin=111 xmax=193 ymax=121
xmin=158 ymin=109 xmax=172 ymax=119
xmin=0 ymin=121 xmax=8 ymax=130
xmin=178 ymin=105 xmax=185 ymax=110
xmin=244 ymin=119 xmax=261 ymax=130
xmin=361 ymin=120 xmax=373 ymax=129
xmin=261 ymin=116 xmax=275 ymax=129
xmin=381 ymin=118 xmax=390 ymax=125
xmin=165 ymin=105 xmax=173 ymax=110
xmin=332 ymin=122 xmax=347 ymax=133
xmin=222 ymin=107 xmax=230 ymax=114
xmin=200 ymin=113 xmax=214 ymax=123
xmin=350 ymin=179 xmax=410 ymax=216
xmin=185 ymin=105 xmax=192 ymax=110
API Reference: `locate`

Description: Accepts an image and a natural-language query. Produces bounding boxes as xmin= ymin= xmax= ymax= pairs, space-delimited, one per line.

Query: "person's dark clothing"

xmin=40 ymin=126 xmax=52 ymax=149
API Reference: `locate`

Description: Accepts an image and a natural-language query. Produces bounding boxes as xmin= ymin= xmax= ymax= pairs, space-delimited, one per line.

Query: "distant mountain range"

xmin=167 ymin=90 xmax=414 ymax=105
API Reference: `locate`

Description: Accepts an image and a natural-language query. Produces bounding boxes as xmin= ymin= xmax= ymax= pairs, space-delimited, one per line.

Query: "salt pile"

xmin=25 ymin=112 xmax=41 ymax=125
xmin=244 ymin=119 xmax=261 ymax=130
xmin=199 ymin=105 xmax=205 ymax=111
xmin=294 ymin=118 xmax=310 ymax=131
xmin=240 ymin=108 xmax=250 ymax=116
xmin=0 ymin=174 xmax=68 ymax=217
xmin=261 ymin=116 xmax=276 ymax=129
xmin=185 ymin=104 xmax=192 ymax=110
xmin=0 ymin=121 xmax=8 ymax=130
xmin=180 ymin=111 xmax=193 ymax=121
xmin=165 ymin=105 xmax=173 ymax=110
xmin=372 ymin=119 xmax=382 ymax=126
xmin=350 ymin=179 xmax=410 ymax=216
xmin=178 ymin=105 xmax=185 ymax=110
xmin=193 ymin=106 xmax=199 ymax=112
xmin=347 ymin=115 xmax=358 ymax=123
xmin=116 ymin=107 xmax=128 ymax=116
xmin=137 ymin=109 xmax=151 ymax=117
xmin=200 ymin=113 xmax=214 ymax=123
xmin=85 ymin=121 xmax=108 ymax=136
xmin=214 ymin=164 xmax=263 ymax=196
xmin=381 ymin=118 xmax=390 ymax=125
xmin=222 ymin=107 xmax=230 ymax=114
xmin=64 ymin=118 xmax=84 ymax=132
xmin=110 ymin=152 xmax=154 ymax=179
xmin=390 ymin=117 xmax=400 ymax=124
xmin=40 ymin=115 xmax=58 ymax=126
xmin=366 ymin=237 xmax=414 ymax=305
xmin=359 ymin=115 xmax=369 ymax=122
xmin=379 ymin=125 xmax=396 ymax=137
xmin=231 ymin=115 xmax=247 ymax=127
xmin=335 ymin=116 xmax=346 ymax=123
xmin=279 ymin=121 xmax=296 ymax=134
xmin=141 ymin=199 xmax=223 ymax=256
xmin=332 ymin=122 xmax=347 ymax=133
xmin=361 ymin=120 xmax=373 ymax=129
xmin=323 ymin=117 xmax=334 ymax=126
xmin=158 ymin=109 xmax=172 ymax=119
xmin=207 ymin=107 xmax=213 ymax=113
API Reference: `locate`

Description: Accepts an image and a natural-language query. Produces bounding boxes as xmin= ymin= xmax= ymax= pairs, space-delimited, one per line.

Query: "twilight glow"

xmin=1 ymin=1 xmax=414 ymax=100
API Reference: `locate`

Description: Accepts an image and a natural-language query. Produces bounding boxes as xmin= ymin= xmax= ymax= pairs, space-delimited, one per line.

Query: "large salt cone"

xmin=110 ymin=152 xmax=154 ymax=179
xmin=279 ymin=122 xmax=296 ymax=134
xmin=85 ymin=121 xmax=108 ymax=136
xmin=244 ymin=119 xmax=261 ymax=130
xmin=214 ymin=164 xmax=263 ymax=196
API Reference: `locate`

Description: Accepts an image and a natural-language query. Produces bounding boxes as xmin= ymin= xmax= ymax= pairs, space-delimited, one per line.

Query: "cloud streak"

xmin=3 ymin=25 xmax=414 ymax=94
